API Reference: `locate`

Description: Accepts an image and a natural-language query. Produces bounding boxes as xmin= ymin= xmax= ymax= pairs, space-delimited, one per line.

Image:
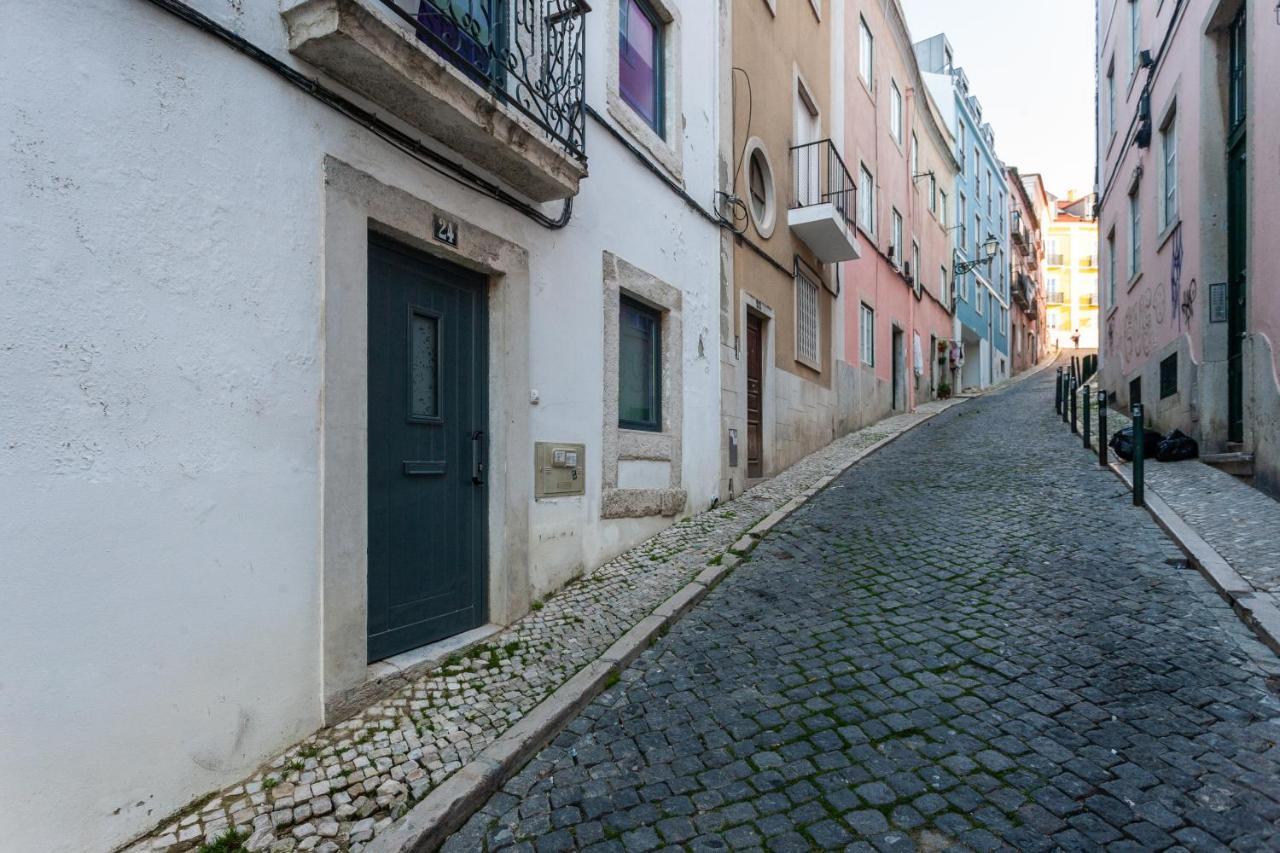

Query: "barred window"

xmin=795 ymin=270 xmax=820 ymax=368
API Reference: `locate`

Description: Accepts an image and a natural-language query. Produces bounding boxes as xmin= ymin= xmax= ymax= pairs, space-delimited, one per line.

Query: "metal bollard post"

xmin=1070 ymin=376 xmax=1078 ymax=433
xmin=1062 ymin=375 xmax=1070 ymax=424
xmin=1097 ymin=390 xmax=1108 ymax=467
xmin=1132 ymin=402 xmax=1145 ymax=507
xmin=1055 ymin=367 xmax=1063 ymax=413
xmin=1083 ymin=385 xmax=1091 ymax=449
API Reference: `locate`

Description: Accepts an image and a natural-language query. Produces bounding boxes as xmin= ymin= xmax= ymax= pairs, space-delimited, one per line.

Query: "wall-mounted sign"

xmin=1209 ymin=282 xmax=1227 ymax=323
xmin=433 ymin=214 xmax=458 ymax=247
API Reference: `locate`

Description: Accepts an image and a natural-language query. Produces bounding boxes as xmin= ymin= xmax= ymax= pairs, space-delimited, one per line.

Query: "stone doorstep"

xmin=1107 ymin=459 xmax=1280 ymax=658
xmin=363 ymin=398 xmax=966 ymax=853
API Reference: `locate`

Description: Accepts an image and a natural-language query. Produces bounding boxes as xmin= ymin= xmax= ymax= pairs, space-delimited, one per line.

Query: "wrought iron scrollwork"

xmin=380 ymin=0 xmax=588 ymax=161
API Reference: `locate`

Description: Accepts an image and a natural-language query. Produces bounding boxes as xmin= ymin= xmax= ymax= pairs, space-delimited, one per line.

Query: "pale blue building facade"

xmin=915 ymin=34 xmax=1010 ymax=388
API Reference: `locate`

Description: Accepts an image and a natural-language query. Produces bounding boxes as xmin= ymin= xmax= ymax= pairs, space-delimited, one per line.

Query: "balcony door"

xmin=415 ymin=0 xmax=507 ymax=90
xmin=794 ymin=84 xmax=822 ymax=207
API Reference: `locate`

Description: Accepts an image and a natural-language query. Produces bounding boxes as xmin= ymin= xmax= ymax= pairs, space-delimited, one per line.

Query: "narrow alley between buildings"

xmin=445 ymin=366 xmax=1280 ymax=852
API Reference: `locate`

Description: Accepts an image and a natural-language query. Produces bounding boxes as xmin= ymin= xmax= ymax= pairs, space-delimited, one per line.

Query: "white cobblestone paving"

xmin=120 ymin=401 xmax=958 ymax=853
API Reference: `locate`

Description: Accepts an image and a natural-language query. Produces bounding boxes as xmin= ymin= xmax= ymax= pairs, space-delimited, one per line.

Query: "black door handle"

xmin=471 ymin=431 xmax=486 ymax=485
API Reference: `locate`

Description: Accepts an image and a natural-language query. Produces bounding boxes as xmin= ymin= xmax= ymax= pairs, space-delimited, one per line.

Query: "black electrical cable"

xmin=138 ymin=0 xmax=574 ymax=229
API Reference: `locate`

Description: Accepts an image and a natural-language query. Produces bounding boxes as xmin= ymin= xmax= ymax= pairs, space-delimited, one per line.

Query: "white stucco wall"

xmin=0 ymin=1 xmax=722 ymax=850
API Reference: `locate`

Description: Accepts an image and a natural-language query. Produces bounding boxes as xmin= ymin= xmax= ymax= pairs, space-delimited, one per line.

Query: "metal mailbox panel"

xmin=534 ymin=442 xmax=586 ymax=498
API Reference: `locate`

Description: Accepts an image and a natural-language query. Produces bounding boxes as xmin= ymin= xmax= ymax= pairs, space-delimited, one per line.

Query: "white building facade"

xmin=0 ymin=1 xmax=725 ymax=850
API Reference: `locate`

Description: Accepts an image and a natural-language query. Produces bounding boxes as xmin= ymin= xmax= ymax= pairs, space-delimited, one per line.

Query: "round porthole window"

xmin=744 ymin=140 xmax=776 ymax=238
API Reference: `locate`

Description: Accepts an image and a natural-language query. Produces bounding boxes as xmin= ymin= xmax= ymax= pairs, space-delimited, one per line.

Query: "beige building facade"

xmin=719 ymin=0 xmax=858 ymax=497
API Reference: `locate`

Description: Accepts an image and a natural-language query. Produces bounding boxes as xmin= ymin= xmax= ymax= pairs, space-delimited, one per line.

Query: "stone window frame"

xmin=601 ymin=252 xmax=687 ymax=519
xmin=605 ymin=0 xmax=683 ymax=180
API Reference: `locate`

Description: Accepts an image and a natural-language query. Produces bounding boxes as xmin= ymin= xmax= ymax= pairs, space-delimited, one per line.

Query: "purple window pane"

xmin=619 ymin=0 xmax=659 ymax=130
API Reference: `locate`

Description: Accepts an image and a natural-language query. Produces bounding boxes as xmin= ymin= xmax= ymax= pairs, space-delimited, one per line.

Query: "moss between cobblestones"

xmin=124 ymin=404 xmax=958 ymax=853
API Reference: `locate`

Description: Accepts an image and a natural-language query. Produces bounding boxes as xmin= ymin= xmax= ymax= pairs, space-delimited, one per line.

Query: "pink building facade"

xmin=837 ymin=0 xmax=959 ymax=432
xmin=1008 ymin=169 xmax=1049 ymax=374
xmin=1096 ymin=0 xmax=1280 ymax=492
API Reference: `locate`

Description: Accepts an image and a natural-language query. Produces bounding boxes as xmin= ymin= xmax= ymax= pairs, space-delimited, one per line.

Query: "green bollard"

xmin=1083 ymin=385 xmax=1091 ymax=449
xmin=1097 ymin=390 xmax=1108 ymax=467
xmin=1055 ymin=367 xmax=1063 ymax=413
xmin=1070 ymin=376 xmax=1078 ymax=434
xmin=1132 ymin=403 xmax=1145 ymax=507
xmin=1062 ymin=375 xmax=1070 ymax=424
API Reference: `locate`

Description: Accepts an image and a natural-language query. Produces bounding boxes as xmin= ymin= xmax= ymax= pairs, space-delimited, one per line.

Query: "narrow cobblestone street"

xmin=446 ymin=367 xmax=1280 ymax=852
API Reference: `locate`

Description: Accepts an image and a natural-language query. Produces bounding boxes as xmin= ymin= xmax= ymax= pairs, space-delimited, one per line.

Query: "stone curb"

xmin=1107 ymin=460 xmax=1280 ymax=658
xmin=365 ymin=400 xmax=965 ymax=853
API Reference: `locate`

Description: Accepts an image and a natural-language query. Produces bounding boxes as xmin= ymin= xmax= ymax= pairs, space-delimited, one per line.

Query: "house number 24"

xmin=433 ymin=214 xmax=458 ymax=247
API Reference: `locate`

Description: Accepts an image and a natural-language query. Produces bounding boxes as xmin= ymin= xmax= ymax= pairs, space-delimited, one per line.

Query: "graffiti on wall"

xmin=1121 ymin=279 xmax=1168 ymax=366
xmin=1117 ymin=224 xmax=1193 ymax=370
xmin=1181 ymin=278 xmax=1198 ymax=328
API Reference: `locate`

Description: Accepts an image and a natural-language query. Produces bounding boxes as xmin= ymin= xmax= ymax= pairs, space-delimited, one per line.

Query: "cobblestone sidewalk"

xmin=121 ymin=401 xmax=958 ymax=853
xmin=1068 ymin=379 xmax=1280 ymax=624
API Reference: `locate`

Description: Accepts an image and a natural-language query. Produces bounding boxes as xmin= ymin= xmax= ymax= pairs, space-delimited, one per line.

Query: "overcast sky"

xmin=902 ymin=0 xmax=1097 ymax=199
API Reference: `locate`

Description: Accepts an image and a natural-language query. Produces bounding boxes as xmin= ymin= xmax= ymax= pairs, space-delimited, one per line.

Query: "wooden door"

xmin=367 ymin=234 xmax=488 ymax=662
xmin=746 ymin=314 xmax=764 ymax=479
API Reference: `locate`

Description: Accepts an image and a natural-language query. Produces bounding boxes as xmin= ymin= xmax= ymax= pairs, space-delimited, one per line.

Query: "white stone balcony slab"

xmin=788 ymin=203 xmax=862 ymax=263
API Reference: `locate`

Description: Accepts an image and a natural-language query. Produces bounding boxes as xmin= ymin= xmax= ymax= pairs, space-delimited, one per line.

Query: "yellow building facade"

xmin=1044 ymin=192 xmax=1099 ymax=350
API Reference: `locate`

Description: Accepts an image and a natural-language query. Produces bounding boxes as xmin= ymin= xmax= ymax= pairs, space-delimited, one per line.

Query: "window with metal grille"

xmin=1160 ymin=353 xmax=1178 ymax=399
xmin=795 ymin=270 xmax=820 ymax=368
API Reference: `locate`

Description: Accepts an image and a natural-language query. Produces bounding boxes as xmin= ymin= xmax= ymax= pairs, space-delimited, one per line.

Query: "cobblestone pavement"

xmin=447 ymin=367 xmax=1280 ymax=852
xmin=123 ymin=403 xmax=957 ymax=852
xmin=1073 ymin=381 xmax=1280 ymax=599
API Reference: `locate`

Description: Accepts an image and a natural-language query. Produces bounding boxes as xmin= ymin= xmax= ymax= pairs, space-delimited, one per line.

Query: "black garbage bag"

xmin=1156 ymin=429 xmax=1199 ymax=462
xmin=1109 ymin=425 xmax=1161 ymax=461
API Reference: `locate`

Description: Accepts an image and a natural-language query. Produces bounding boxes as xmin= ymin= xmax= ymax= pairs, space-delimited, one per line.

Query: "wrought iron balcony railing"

xmin=380 ymin=0 xmax=588 ymax=161
xmin=791 ymin=138 xmax=855 ymax=222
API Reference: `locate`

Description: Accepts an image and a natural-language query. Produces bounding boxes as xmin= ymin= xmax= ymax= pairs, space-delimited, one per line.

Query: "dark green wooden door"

xmin=367 ymin=234 xmax=488 ymax=662
xmin=1227 ymin=138 xmax=1246 ymax=443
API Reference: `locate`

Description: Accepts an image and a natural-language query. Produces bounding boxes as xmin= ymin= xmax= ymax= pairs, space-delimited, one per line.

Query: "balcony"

xmin=1047 ymin=253 xmax=1065 ymax=267
xmin=1046 ymin=291 xmax=1064 ymax=304
xmin=787 ymin=139 xmax=861 ymax=263
xmin=281 ymin=0 xmax=588 ymax=202
xmin=1079 ymin=254 xmax=1096 ymax=269
xmin=1011 ymin=272 xmax=1031 ymax=310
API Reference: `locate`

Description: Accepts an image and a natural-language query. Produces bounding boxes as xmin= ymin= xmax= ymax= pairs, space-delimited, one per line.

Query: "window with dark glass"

xmin=748 ymin=150 xmax=770 ymax=224
xmin=619 ymin=0 xmax=664 ymax=135
xmin=619 ymin=296 xmax=662 ymax=431
xmin=1229 ymin=7 xmax=1246 ymax=133
xmin=1160 ymin=353 xmax=1178 ymax=399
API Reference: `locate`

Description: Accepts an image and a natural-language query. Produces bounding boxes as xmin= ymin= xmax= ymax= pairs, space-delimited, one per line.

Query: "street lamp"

xmin=954 ymin=234 xmax=999 ymax=276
